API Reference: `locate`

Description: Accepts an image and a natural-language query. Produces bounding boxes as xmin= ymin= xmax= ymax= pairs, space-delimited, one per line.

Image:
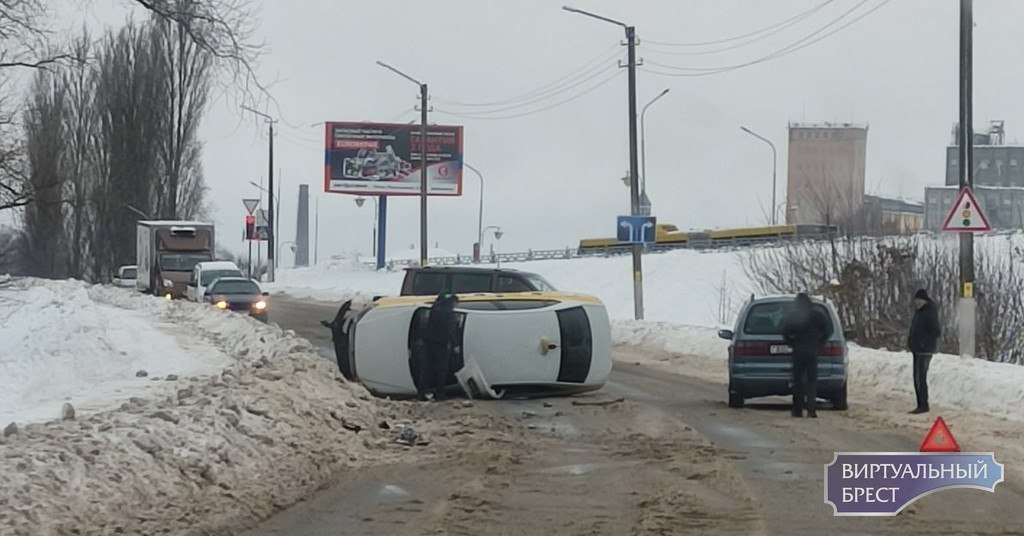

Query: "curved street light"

xmin=741 ymin=126 xmax=778 ymax=225
xmin=464 ymin=163 xmax=485 ymax=262
xmin=640 ymin=88 xmax=670 ymax=212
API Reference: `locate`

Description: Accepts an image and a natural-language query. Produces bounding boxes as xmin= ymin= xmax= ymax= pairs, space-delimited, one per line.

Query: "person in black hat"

xmin=907 ymin=288 xmax=941 ymax=414
xmin=420 ymin=292 xmax=460 ymax=401
xmin=781 ymin=292 xmax=832 ymax=418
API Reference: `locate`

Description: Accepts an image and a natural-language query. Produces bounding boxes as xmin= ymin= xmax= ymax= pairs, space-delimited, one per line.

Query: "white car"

xmin=186 ymin=260 xmax=244 ymax=302
xmin=113 ymin=265 xmax=137 ymax=288
xmin=344 ymin=292 xmax=612 ymax=399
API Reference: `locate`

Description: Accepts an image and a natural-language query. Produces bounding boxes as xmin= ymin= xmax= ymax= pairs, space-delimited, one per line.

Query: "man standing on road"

xmin=420 ymin=293 xmax=460 ymax=401
xmin=907 ymin=288 xmax=941 ymax=414
xmin=781 ymin=293 xmax=832 ymax=418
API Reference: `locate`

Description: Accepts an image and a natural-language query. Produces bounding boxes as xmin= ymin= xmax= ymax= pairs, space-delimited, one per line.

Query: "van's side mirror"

xmin=843 ymin=329 xmax=857 ymax=340
xmin=718 ymin=329 xmax=734 ymax=340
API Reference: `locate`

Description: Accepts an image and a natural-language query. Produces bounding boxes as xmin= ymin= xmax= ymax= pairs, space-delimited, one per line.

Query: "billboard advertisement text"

xmin=323 ymin=121 xmax=463 ymax=196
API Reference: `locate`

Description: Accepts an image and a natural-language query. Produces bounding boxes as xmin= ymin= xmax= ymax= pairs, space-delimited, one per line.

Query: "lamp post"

xmin=740 ymin=126 xmax=778 ymax=226
xmin=377 ymin=60 xmax=429 ymax=268
xmin=640 ymin=88 xmax=670 ymax=216
xmin=464 ymin=162 xmax=485 ymax=263
xmin=355 ymin=196 xmax=379 ymax=258
xmin=564 ymin=5 xmax=644 ymax=321
xmin=482 ymin=225 xmax=503 ymax=265
xmin=241 ymin=106 xmax=277 ymax=281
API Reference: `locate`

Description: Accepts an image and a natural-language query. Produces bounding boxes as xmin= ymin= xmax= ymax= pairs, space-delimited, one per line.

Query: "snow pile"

xmin=270 ymin=248 xmax=754 ymax=327
xmin=0 ymin=279 xmax=226 ymax=424
xmin=0 ymin=279 xmax=461 ymax=536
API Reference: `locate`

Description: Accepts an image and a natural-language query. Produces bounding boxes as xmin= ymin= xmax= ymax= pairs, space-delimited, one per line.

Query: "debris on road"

xmin=571 ymin=397 xmax=625 ymax=407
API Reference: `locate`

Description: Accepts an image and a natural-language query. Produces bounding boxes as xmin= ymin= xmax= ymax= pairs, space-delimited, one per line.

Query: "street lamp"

xmin=355 ymin=196 xmax=379 ymax=257
xmin=741 ymin=126 xmax=778 ymax=226
xmin=564 ymin=5 xmax=645 ymax=321
xmin=377 ymin=59 xmax=429 ymax=268
xmin=640 ymin=88 xmax=670 ymax=216
xmin=464 ymin=162 xmax=485 ymax=263
xmin=482 ymin=225 xmax=503 ymax=264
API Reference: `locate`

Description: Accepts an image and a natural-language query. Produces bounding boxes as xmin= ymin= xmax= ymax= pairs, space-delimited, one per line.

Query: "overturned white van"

xmin=340 ymin=292 xmax=612 ymax=399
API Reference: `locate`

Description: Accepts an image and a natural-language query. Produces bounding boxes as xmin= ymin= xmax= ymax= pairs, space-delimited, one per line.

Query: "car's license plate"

xmin=770 ymin=345 xmax=792 ymax=355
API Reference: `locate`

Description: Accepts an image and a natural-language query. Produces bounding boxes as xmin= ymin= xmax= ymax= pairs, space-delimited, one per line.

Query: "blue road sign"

xmin=617 ymin=215 xmax=657 ymax=244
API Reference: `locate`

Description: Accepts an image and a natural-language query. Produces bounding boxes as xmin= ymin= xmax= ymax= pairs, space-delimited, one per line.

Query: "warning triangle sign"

xmin=941 ymin=187 xmax=991 ymax=232
xmin=920 ymin=416 xmax=961 ymax=452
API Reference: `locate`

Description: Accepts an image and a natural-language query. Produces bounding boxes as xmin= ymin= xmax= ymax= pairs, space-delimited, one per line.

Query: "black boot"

xmin=909 ymin=407 xmax=929 ymax=414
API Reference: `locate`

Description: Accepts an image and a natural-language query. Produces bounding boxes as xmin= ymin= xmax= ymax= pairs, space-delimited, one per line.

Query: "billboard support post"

xmin=377 ymin=196 xmax=387 ymax=270
xmin=420 ymin=83 xmax=428 ymax=268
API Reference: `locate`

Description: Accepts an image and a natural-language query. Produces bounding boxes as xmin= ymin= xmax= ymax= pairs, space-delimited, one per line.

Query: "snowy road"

xmin=260 ymin=296 xmax=1024 ymax=535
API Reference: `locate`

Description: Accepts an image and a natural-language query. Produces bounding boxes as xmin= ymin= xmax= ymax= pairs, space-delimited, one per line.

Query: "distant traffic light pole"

xmin=241 ymin=106 xmax=277 ymax=282
xmin=377 ymin=60 xmax=429 ymax=268
xmin=564 ymin=5 xmax=644 ymax=320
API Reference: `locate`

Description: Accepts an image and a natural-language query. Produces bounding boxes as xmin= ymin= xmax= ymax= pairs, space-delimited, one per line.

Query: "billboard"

xmin=324 ymin=121 xmax=463 ymax=196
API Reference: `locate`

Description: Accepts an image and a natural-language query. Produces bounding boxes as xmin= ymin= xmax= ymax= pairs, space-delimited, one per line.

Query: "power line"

xmin=434 ymin=42 xmax=620 ymax=108
xmin=644 ymin=0 xmax=837 ymax=48
xmin=641 ymin=0 xmax=889 ymax=78
xmin=644 ymin=0 xmax=838 ymax=57
xmin=436 ymin=69 xmax=624 ymax=121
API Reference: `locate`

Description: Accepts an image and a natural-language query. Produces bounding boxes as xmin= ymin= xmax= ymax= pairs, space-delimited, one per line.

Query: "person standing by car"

xmin=781 ymin=293 xmax=832 ymax=418
xmin=907 ymin=288 xmax=941 ymax=414
xmin=420 ymin=293 xmax=460 ymax=401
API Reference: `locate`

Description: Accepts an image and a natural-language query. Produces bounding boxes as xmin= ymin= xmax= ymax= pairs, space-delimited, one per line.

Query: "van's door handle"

xmin=539 ymin=338 xmax=559 ymax=355
xmin=547 ymin=343 xmax=558 ymax=350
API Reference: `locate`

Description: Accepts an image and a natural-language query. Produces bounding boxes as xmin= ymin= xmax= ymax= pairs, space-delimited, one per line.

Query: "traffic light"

xmin=245 ymin=214 xmax=255 ymax=240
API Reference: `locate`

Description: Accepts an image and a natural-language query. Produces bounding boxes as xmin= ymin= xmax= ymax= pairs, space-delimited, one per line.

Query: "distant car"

xmin=203 ymin=277 xmax=269 ymax=322
xmin=718 ymin=294 xmax=854 ymax=410
xmin=113 ymin=265 xmax=137 ymax=288
xmin=400 ymin=266 xmax=558 ymax=296
xmin=343 ymin=292 xmax=611 ymax=399
xmin=187 ymin=260 xmax=244 ymax=302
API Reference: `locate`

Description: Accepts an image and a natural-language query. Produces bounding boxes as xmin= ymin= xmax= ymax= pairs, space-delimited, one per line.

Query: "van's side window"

xmin=451 ymin=273 xmax=492 ymax=293
xmin=497 ymin=276 xmax=532 ymax=292
xmin=412 ymin=273 xmax=447 ymax=295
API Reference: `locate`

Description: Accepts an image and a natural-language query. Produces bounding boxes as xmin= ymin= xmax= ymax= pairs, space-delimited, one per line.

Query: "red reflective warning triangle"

xmin=920 ymin=416 xmax=961 ymax=452
xmin=941 ymin=186 xmax=991 ymax=232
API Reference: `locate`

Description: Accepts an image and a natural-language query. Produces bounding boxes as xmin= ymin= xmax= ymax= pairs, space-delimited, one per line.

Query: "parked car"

xmin=113 ymin=265 xmax=137 ymax=288
xmin=187 ymin=260 xmax=244 ymax=302
xmin=399 ymin=266 xmax=558 ymax=296
xmin=203 ymin=277 xmax=269 ymax=322
xmin=717 ymin=294 xmax=854 ymax=410
xmin=341 ymin=291 xmax=611 ymax=399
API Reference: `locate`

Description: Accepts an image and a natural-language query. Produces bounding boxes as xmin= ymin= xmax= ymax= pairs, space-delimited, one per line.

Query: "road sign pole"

xmin=958 ymin=0 xmax=975 ymax=357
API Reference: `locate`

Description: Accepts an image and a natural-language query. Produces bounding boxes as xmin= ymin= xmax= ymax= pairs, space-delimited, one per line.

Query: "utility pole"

xmin=958 ymin=0 xmax=976 ymax=357
xmin=564 ymin=6 xmax=645 ymax=320
xmin=241 ymin=106 xmax=277 ymax=282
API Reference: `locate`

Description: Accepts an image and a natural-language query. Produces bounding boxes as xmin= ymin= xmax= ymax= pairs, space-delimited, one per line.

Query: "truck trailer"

xmin=136 ymin=221 xmax=216 ymax=298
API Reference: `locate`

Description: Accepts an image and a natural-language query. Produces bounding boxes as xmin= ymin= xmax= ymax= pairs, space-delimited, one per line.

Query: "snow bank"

xmin=0 ymin=279 xmax=460 ymax=536
xmin=0 ymin=279 xmax=226 ymax=424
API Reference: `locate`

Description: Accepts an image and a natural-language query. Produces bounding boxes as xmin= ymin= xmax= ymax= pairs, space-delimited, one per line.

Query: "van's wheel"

xmin=728 ymin=383 xmax=744 ymax=408
xmin=831 ymin=383 xmax=848 ymax=410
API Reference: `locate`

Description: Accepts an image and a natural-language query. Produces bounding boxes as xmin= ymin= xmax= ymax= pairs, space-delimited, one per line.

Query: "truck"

xmin=136 ymin=221 xmax=216 ymax=298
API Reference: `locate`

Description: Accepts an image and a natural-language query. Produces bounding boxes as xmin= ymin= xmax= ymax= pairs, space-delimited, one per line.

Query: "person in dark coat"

xmin=907 ymin=288 xmax=941 ymax=414
xmin=781 ymin=293 xmax=832 ymax=418
xmin=419 ymin=293 xmax=460 ymax=401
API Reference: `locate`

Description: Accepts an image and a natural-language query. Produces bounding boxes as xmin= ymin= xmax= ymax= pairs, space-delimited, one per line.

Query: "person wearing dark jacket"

xmin=781 ymin=293 xmax=832 ymax=418
xmin=907 ymin=289 xmax=941 ymax=414
xmin=419 ymin=293 xmax=460 ymax=401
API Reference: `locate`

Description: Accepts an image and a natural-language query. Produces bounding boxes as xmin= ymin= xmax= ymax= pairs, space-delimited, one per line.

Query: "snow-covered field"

xmin=0 ymin=279 xmax=227 ymax=424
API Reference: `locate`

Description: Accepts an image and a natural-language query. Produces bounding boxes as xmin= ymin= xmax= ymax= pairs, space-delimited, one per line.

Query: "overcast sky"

xmin=54 ymin=0 xmax=1024 ymax=263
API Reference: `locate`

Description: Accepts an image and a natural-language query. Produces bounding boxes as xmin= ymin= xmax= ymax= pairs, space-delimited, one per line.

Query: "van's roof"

xmin=751 ymin=294 xmax=829 ymax=303
xmin=404 ymin=266 xmax=525 ymax=274
xmin=197 ymin=261 xmax=241 ymax=270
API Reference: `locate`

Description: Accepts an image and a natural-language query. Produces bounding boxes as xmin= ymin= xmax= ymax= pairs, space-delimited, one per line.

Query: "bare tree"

xmin=21 ymin=67 xmax=67 ymax=277
xmin=60 ymin=32 xmax=96 ymax=279
xmin=149 ymin=0 xmax=212 ymax=219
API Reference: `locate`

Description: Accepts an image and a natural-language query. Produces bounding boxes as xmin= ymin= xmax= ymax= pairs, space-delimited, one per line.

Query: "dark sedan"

xmin=204 ymin=277 xmax=269 ymax=322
